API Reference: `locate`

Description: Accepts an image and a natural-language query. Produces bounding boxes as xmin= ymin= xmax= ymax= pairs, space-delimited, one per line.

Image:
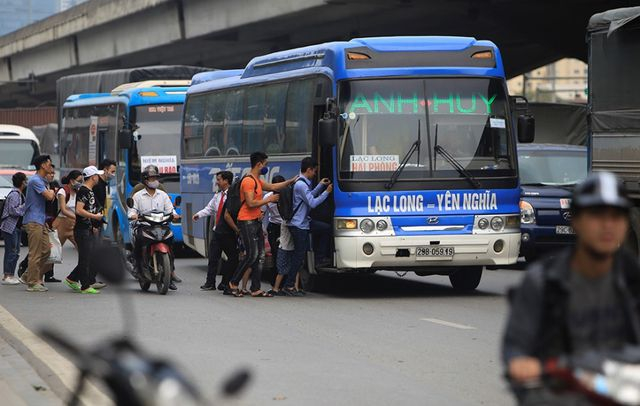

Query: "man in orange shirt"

xmin=228 ymin=151 xmax=296 ymax=297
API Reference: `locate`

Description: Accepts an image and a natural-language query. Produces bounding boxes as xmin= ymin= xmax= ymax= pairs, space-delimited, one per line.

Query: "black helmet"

xmin=572 ymin=172 xmax=632 ymax=212
xmin=142 ymin=165 xmax=159 ymax=181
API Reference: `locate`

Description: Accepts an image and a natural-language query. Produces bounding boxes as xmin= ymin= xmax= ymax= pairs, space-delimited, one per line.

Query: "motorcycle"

xmin=513 ymin=347 xmax=640 ymax=405
xmin=127 ymin=198 xmax=174 ymax=295
xmin=41 ymin=242 xmax=251 ymax=405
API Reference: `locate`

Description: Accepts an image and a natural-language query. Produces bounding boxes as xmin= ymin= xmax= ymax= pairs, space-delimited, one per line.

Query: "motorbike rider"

xmin=128 ymin=166 xmax=181 ymax=290
xmin=502 ymin=171 xmax=640 ymax=403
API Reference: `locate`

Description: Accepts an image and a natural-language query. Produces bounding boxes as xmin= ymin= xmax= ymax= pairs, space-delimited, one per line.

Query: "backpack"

xmin=278 ymin=178 xmax=309 ymax=222
xmin=225 ymin=175 xmax=258 ymax=222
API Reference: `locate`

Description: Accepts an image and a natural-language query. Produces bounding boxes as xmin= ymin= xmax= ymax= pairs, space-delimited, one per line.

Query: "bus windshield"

xmin=338 ymin=78 xmax=515 ymax=182
xmin=130 ymin=104 xmax=183 ymax=190
xmin=133 ymin=104 xmax=184 ymax=159
xmin=0 ymin=140 xmax=38 ymax=169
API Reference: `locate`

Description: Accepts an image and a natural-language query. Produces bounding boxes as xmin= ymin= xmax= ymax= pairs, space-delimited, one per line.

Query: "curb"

xmin=0 ymin=304 xmax=112 ymax=406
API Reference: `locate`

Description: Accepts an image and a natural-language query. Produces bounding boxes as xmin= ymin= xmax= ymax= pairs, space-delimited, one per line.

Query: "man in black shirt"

xmin=502 ymin=172 xmax=640 ymax=402
xmin=64 ymin=166 xmax=105 ymax=294
xmin=93 ymin=159 xmax=116 ymax=213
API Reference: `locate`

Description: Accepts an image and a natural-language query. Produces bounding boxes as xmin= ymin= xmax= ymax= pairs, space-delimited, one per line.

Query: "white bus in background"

xmin=0 ymin=125 xmax=40 ymax=172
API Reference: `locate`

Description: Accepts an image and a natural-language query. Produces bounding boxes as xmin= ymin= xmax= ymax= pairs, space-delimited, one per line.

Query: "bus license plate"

xmin=416 ymin=246 xmax=455 ymax=257
xmin=556 ymin=226 xmax=575 ymax=235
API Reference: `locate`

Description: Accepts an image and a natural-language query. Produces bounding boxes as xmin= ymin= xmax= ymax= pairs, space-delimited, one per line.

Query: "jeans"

xmin=285 ymin=226 xmax=309 ymax=289
xmin=230 ymin=220 xmax=264 ymax=292
xmin=67 ymin=228 xmax=97 ymax=290
xmin=24 ymin=223 xmax=50 ymax=286
xmin=266 ymin=222 xmax=280 ymax=272
xmin=2 ymin=228 xmax=21 ymax=276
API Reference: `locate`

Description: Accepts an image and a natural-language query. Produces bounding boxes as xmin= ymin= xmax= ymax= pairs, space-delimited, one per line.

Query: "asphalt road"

xmin=0 ymin=243 xmax=526 ymax=405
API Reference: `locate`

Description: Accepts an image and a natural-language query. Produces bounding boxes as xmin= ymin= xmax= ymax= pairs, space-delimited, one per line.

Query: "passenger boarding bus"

xmin=60 ymin=82 xmax=190 ymax=248
xmin=180 ymin=37 xmax=534 ymax=291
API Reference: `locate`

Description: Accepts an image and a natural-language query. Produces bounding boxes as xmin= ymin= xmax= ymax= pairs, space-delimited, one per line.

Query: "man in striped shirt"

xmin=1 ymin=172 xmax=27 ymax=285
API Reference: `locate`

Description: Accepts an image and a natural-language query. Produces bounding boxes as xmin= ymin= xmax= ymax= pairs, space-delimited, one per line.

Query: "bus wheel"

xmin=449 ymin=266 xmax=483 ymax=292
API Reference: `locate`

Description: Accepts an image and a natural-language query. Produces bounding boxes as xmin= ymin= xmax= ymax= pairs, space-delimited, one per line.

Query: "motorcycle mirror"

xmin=90 ymin=242 xmax=127 ymax=285
xmin=126 ymin=197 xmax=134 ymax=208
xmin=222 ymin=368 xmax=251 ymax=397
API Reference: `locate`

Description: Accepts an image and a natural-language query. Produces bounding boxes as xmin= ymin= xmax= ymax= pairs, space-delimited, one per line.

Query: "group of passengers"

xmin=193 ymin=151 xmax=332 ymax=297
xmin=1 ymin=156 xmax=116 ymax=293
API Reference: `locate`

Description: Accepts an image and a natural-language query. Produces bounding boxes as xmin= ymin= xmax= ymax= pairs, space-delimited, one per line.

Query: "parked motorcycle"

xmin=127 ymin=198 xmax=174 ymax=295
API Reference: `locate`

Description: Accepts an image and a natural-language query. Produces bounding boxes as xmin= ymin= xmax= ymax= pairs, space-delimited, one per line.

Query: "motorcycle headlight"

xmin=519 ymin=200 xmax=536 ymax=224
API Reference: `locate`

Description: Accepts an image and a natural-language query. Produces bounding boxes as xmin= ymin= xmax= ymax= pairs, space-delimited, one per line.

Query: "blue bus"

xmin=180 ymin=36 xmax=534 ymax=291
xmin=60 ymin=82 xmax=191 ymax=248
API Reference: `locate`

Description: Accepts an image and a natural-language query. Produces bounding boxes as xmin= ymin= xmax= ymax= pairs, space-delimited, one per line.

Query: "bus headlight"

xmin=478 ymin=218 xmax=489 ymax=230
xmin=520 ymin=200 xmax=536 ymax=224
xmin=360 ymin=219 xmax=375 ymax=233
xmin=336 ymin=219 xmax=358 ymax=230
xmin=490 ymin=216 xmax=505 ymax=231
xmin=376 ymin=220 xmax=388 ymax=231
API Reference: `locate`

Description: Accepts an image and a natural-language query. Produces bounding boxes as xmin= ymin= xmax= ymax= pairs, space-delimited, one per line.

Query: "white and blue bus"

xmin=180 ymin=37 xmax=534 ymax=291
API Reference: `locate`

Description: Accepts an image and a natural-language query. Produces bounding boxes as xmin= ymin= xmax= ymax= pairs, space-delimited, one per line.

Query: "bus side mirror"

xmin=126 ymin=197 xmax=134 ymax=208
xmin=119 ymin=129 xmax=133 ymax=150
xmin=518 ymin=115 xmax=535 ymax=143
xmin=319 ymin=118 xmax=337 ymax=147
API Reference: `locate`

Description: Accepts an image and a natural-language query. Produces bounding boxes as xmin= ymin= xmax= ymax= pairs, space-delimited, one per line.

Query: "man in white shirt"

xmin=192 ymin=171 xmax=233 ymax=290
xmin=128 ymin=166 xmax=180 ymax=289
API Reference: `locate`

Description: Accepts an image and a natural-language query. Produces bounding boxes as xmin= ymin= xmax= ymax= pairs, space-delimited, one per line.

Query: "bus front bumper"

xmin=334 ymin=233 xmax=520 ymax=270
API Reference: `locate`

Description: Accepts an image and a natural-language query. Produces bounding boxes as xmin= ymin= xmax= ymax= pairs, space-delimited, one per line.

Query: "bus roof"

xmin=56 ymin=65 xmax=212 ymax=111
xmin=188 ymin=36 xmax=503 ymax=95
xmin=0 ymin=124 xmax=39 ymax=144
xmin=64 ymin=86 xmax=189 ymax=109
xmin=190 ymin=70 xmax=244 ymax=86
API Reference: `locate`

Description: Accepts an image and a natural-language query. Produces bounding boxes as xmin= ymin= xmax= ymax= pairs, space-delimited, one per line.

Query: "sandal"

xmin=229 ymin=288 xmax=243 ymax=297
xmin=251 ymin=290 xmax=273 ymax=298
xmin=241 ymin=289 xmax=250 ymax=296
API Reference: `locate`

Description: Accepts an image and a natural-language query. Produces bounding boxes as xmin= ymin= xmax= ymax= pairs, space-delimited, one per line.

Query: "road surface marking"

xmin=420 ymin=318 xmax=476 ymax=330
xmin=0 ymin=304 xmax=112 ymax=405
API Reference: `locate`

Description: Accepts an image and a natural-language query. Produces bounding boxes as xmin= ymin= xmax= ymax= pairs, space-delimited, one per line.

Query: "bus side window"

xmin=224 ymin=89 xmax=244 ymax=156
xmin=285 ymin=79 xmax=314 ymax=154
xmin=183 ymin=95 xmax=206 ymax=158
xmin=264 ymin=83 xmax=287 ymax=154
xmin=204 ymin=91 xmax=226 ymax=157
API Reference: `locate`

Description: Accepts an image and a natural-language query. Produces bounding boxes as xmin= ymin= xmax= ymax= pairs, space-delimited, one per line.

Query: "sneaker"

xmin=90 ymin=282 xmax=107 ymax=289
xmin=200 ymin=284 xmax=215 ymax=291
xmin=171 ymin=274 xmax=182 ymax=283
xmin=2 ymin=276 xmax=20 ymax=285
xmin=64 ymin=278 xmax=81 ymax=292
xmin=26 ymin=284 xmax=48 ymax=292
xmin=18 ymin=275 xmax=26 ymax=285
xmin=44 ymin=277 xmax=62 ymax=283
xmin=217 ymin=282 xmax=226 ymax=291
xmin=169 ymin=281 xmax=177 ymax=291
xmin=80 ymin=287 xmax=100 ymax=294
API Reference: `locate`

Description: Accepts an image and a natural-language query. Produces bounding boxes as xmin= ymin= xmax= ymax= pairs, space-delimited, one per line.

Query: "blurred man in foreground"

xmin=502 ymin=172 xmax=640 ymax=402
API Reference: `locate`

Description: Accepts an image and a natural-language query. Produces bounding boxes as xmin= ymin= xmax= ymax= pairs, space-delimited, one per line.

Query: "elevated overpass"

xmin=0 ymin=0 xmax=633 ymax=107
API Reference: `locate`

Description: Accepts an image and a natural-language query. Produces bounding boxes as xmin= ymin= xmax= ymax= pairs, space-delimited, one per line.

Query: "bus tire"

xmin=449 ymin=266 xmax=483 ymax=292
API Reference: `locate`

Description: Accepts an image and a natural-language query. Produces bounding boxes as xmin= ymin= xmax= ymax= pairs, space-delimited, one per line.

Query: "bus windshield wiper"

xmin=385 ymin=123 xmax=421 ymax=190
xmin=434 ymin=145 xmax=481 ymax=189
